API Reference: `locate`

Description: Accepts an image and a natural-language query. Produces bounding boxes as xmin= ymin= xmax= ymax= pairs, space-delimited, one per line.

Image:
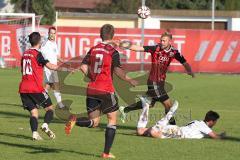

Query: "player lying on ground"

xmin=41 ymin=27 xmax=65 ymax=109
xmin=136 ymin=97 xmax=225 ymax=139
xmin=65 ymin=24 xmax=138 ymax=159
xmin=115 ymin=32 xmax=194 ymax=124
xmin=19 ymin=32 xmax=64 ymax=140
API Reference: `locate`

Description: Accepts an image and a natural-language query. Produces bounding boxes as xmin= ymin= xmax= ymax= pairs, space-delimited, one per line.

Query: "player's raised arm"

xmin=126 ymin=44 xmax=144 ymax=52
xmin=113 ymin=40 xmax=144 ymax=52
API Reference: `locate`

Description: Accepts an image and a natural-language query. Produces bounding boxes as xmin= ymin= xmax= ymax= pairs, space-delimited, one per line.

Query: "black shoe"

xmin=169 ymin=117 xmax=176 ymax=125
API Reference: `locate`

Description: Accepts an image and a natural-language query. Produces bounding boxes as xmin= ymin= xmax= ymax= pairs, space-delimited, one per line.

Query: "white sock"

xmin=33 ymin=131 xmax=38 ymax=135
xmin=53 ymin=90 xmax=64 ymax=108
xmin=137 ymin=103 xmax=149 ymax=128
xmin=42 ymin=123 xmax=49 ymax=129
xmin=154 ymin=108 xmax=175 ymax=127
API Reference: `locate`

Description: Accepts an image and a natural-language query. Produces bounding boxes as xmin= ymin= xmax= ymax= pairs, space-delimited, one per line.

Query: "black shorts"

xmin=86 ymin=93 xmax=119 ymax=114
xmin=20 ymin=91 xmax=53 ymax=111
xmin=146 ymin=80 xmax=169 ymax=103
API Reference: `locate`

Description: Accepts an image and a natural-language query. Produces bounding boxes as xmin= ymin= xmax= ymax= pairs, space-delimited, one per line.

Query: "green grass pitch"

xmin=0 ymin=68 xmax=239 ymax=160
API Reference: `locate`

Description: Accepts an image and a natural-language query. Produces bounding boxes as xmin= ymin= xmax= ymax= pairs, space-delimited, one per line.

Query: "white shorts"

xmin=44 ymin=68 xmax=59 ymax=83
xmin=152 ymin=125 xmax=183 ymax=139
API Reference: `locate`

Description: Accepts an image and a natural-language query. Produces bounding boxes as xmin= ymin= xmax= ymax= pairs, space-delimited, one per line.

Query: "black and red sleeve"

xmin=112 ymin=51 xmax=121 ymax=68
xmin=36 ymin=52 xmax=49 ymax=66
xmin=174 ymin=50 xmax=186 ymax=64
xmin=81 ymin=50 xmax=91 ymax=65
xmin=143 ymin=45 xmax=158 ymax=54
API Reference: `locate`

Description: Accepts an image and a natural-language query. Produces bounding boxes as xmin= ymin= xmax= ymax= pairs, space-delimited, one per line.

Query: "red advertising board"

xmin=0 ymin=24 xmax=240 ymax=73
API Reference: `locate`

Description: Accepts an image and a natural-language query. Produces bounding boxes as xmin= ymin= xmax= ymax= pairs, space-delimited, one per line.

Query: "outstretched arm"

xmin=127 ymin=44 xmax=145 ymax=52
xmin=45 ymin=62 xmax=75 ymax=73
xmin=208 ymin=131 xmax=226 ymax=139
xmin=114 ymin=67 xmax=138 ymax=87
xmin=45 ymin=62 xmax=58 ymax=71
xmin=37 ymin=52 xmax=59 ymax=71
xmin=57 ymin=55 xmax=64 ymax=63
xmin=114 ymin=40 xmax=145 ymax=52
xmin=182 ymin=62 xmax=195 ymax=78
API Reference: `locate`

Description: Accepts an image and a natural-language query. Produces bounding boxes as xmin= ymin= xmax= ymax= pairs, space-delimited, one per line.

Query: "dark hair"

xmin=204 ymin=110 xmax=220 ymax=122
xmin=100 ymin=24 xmax=114 ymax=41
xmin=161 ymin=31 xmax=172 ymax=40
xmin=28 ymin=32 xmax=41 ymax=46
xmin=48 ymin=26 xmax=56 ymax=33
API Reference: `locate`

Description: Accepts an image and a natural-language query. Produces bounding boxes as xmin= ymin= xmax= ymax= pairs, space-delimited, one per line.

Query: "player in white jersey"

xmin=41 ymin=27 xmax=65 ymax=109
xmin=136 ymin=97 xmax=225 ymax=139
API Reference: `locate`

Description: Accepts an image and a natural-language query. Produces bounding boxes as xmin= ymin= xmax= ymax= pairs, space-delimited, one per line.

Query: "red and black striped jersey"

xmin=144 ymin=44 xmax=186 ymax=82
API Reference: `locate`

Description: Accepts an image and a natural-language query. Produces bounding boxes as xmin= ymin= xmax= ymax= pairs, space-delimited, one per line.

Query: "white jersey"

xmin=180 ymin=120 xmax=213 ymax=139
xmin=41 ymin=39 xmax=59 ymax=83
xmin=41 ymin=40 xmax=58 ymax=65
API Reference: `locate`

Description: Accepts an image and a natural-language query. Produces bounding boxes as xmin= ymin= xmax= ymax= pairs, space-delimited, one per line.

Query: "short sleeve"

xmin=36 ymin=52 xmax=49 ymax=66
xmin=143 ymin=45 xmax=157 ymax=54
xmin=112 ymin=51 xmax=121 ymax=68
xmin=199 ymin=122 xmax=213 ymax=135
xmin=174 ymin=50 xmax=186 ymax=64
xmin=82 ymin=50 xmax=91 ymax=65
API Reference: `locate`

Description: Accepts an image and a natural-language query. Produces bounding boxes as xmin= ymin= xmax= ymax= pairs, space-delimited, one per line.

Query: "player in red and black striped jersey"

xmin=19 ymin=32 xmax=61 ymax=140
xmin=118 ymin=32 xmax=195 ymax=124
xmin=65 ymin=24 xmax=138 ymax=159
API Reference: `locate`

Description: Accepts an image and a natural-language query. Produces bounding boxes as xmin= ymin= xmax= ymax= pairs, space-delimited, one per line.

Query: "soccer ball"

xmin=137 ymin=6 xmax=151 ymax=19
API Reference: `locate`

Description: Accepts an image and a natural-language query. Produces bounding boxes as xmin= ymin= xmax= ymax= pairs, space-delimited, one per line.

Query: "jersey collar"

xmin=157 ymin=44 xmax=172 ymax=52
xmin=101 ymin=41 xmax=114 ymax=47
xmin=164 ymin=45 xmax=172 ymax=52
xmin=30 ymin=48 xmax=40 ymax=51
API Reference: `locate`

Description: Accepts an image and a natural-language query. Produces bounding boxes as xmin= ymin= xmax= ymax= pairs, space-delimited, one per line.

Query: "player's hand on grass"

xmin=219 ymin=131 xmax=227 ymax=139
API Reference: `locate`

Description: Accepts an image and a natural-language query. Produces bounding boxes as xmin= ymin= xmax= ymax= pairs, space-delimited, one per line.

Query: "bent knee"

xmin=92 ymin=119 xmax=100 ymax=128
xmin=45 ymin=105 xmax=54 ymax=111
xmin=137 ymin=128 xmax=150 ymax=136
xmin=150 ymin=129 xmax=161 ymax=138
xmin=137 ymin=129 xmax=144 ymax=136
